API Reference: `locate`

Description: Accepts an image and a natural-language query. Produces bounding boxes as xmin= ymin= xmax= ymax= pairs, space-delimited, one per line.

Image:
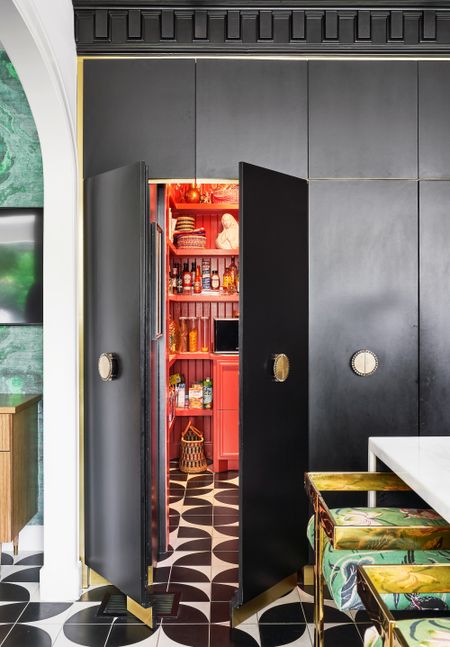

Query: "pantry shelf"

xmin=168 ymin=243 xmax=239 ymax=257
xmin=169 ymin=294 xmax=239 ymax=303
xmin=175 ymin=408 xmax=213 ymax=417
xmin=174 ymin=203 xmax=238 ymax=213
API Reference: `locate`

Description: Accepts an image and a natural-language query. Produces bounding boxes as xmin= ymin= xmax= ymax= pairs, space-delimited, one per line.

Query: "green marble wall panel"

xmin=0 ymin=49 xmax=43 ymax=525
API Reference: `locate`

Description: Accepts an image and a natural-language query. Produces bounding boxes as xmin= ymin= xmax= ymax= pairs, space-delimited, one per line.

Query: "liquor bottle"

xmin=211 ymin=270 xmax=220 ymax=291
xmin=182 ymin=263 xmax=192 ymax=294
xmin=176 ymin=268 xmax=184 ymax=294
xmin=236 ymin=270 xmax=239 ymax=293
xmin=222 ymin=267 xmax=231 ymax=293
xmin=190 ymin=262 xmax=196 ymax=287
xmin=194 ymin=265 xmax=202 ymax=294
xmin=229 ymin=257 xmax=238 ymax=288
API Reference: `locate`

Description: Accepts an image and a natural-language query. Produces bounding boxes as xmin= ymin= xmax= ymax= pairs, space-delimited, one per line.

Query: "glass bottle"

xmin=203 ymin=377 xmax=213 ymax=409
xmin=179 ymin=317 xmax=188 ymax=352
xmin=182 ymin=263 xmax=192 ymax=294
xmin=211 ymin=270 xmax=220 ymax=291
xmin=190 ymin=262 xmax=196 ymax=287
xmin=236 ymin=270 xmax=239 ymax=294
xmin=176 ymin=266 xmax=184 ymax=294
xmin=194 ymin=265 xmax=202 ymax=294
xmin=171 ymin=263 xmax=179 ymax=295
xmin=229 ymin=256 xmax=238 ymax=288
xmin=188 ymin=317 xmax=198 ymax=352
xmin=222 ymin=267 xmax=231 ymax=293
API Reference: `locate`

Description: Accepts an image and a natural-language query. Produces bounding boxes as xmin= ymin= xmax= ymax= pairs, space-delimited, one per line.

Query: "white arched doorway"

xmin=0 ymin=1 xmax=80 ymax=599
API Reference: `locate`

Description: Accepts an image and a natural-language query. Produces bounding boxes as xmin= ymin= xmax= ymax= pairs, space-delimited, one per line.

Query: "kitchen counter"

xmin=369 ymin=436 xmax=450 ymax=523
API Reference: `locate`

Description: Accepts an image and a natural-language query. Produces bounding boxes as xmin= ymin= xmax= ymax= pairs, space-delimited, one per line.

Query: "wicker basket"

xmin=176 ymin=234 xmax=207 ymax=249
xmin=179 ymin=420 xmax=208 ymax=474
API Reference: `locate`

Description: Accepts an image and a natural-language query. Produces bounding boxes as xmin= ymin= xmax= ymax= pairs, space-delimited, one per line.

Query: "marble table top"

xmin=369 ymin=436 xmax=450 ymax=523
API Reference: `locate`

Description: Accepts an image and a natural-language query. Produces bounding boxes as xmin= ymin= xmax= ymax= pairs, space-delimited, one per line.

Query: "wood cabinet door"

xmin=309 ymin=180 xmax=418 ymax=483
xmin=215 ymin=357 xmax=239 ymax=412
xmin=83 ymin=59 xmax=195 ymax=179
xmin=309 ymin=61 xmax=417 ymax=179
xmin=217 ymin=410 xmax=239 ymax=460
xmin=196 ymin=60 xmax=307 ymax=180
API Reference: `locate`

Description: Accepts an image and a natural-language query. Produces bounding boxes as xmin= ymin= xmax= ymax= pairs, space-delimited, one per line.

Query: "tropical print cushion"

xmin=364 ymin=619 xmax=450 ymax=646
xmin=396 ymin=618 xmax=450 ymax=646
xmin=307 ymin=515 xmax=450 ymax=612
xmin=332 ymin=507 xmax=446 ymax=528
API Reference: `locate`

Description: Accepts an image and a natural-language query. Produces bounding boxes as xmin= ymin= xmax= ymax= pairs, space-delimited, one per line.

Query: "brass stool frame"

xmin=357 ymin=563 xmax=450 ymax=647
xmin=305 ymin=472 xmax=450 ymax=647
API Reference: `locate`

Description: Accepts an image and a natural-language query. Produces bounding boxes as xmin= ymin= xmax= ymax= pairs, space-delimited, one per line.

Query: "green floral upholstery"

xmin=332 ymin=507 xmax=446 ymax=528
xmin=307 ymin=513 xmax=450 ymax=612
xmin=364 ymin=619 xmax=450 ymax=646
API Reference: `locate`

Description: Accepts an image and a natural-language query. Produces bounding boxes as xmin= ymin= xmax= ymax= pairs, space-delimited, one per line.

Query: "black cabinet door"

xmin=196 ymin=60 xmax=307 ymax=180
xmin=309 ymin=181 xmax=418 ymax=475
xmin=419 ymin=63 xmax=450 ymax=179
xmin=420 ymin=181 xmax=450 ymax=435
xmin=84 ymin=162 xmax=152 ymax=606
xmin=309 ymin=62 xmax=417 ymax=179
xmin=233 ymin=163 xmax=308 ymax=623
xmin=83 ymin=60 xmax=195 ymax=179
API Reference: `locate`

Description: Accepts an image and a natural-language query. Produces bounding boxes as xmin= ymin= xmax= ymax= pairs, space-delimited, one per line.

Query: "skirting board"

xmin=3 ymin=525 xmax=43 ymax=552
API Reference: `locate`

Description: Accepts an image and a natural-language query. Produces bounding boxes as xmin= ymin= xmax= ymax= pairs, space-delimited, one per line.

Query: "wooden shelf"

xmin=168 ymin=355 xmax=177 ymax=369
xmin=169 ymin=293 xmax=239 ymax=303
xmin=174 ymin=352 xmax=211 ymax=360
xmin=175 ymin=408 xmax=213 ymax=417
xmin=168 ymin=242 xmax=239 ymax=257
xmin=174 ymin=203 xmax=238 ymax=212
xmin=171 ymin=352 xmax=238 ymax=362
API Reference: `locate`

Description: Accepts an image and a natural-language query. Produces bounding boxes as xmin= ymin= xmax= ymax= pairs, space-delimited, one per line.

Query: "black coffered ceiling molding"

xmin=73 ymin=2 xmax=450 ymax=54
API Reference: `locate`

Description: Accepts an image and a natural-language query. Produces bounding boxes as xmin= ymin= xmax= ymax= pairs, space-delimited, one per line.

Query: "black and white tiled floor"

xmin=0 ymin=468 xmax=371 ymax=646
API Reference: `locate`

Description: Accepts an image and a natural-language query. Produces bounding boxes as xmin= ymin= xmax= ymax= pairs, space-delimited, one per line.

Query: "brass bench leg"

xmin=13 ymin=535 xmax=19 ymax=557
xmin=314 ymin=512 xmax=325 ymax=647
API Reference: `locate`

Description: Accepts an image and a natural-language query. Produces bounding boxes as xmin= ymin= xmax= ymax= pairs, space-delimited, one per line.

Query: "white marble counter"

xmin=368 ymin=436 xmax=450 ymax=523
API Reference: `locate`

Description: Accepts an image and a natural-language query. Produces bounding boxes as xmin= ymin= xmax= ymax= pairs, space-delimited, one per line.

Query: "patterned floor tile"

xmin=106 ymin=622 xmax=159 ymax=646
xmin=210 ymin=623 xmax=260 ymax=646
xmin=159 ymin=623 xmax=209 ymax=647
xmin=0 ymin=623 xmax=59 ymax=646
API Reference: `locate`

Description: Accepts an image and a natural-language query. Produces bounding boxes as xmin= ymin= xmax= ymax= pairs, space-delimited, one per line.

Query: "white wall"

xmin=0 ymin=0 xmax=80 ymax=600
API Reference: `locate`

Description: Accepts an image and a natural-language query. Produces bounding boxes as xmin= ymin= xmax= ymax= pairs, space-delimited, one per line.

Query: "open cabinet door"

xmin=84 ymin=162 xmax=153 ymax=624
xmin=232 ymin=163 xmax=309 ymax=625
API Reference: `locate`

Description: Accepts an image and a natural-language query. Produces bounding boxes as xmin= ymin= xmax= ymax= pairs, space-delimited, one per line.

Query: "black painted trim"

xmin=74 ymin=4 xmax=450 ymax=53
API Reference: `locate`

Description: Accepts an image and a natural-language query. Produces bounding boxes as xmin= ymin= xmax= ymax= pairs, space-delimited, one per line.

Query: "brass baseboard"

xmin=127 ymin=597 xmax=153 ymax=628
xmin=231 ymin=573 xmax=298 ymax=628
xmin=81 ymin=563 xmax=111 ymax=590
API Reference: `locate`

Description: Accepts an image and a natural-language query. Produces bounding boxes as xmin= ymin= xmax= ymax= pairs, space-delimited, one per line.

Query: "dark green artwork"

xmin=0 ymin=49 xmax=43 ymax=524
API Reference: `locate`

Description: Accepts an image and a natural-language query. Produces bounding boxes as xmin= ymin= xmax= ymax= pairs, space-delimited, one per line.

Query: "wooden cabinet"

xmin=196 ymin=60 xmax=307 ymax=180
xmin=0 ymin=395 xmax=40 ymax=553
xmin=213 ymin=357 xmax=239 ymax=472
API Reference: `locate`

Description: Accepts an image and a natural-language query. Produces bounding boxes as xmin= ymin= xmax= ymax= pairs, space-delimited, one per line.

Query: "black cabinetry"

xmin=309 ymin=61 xmax=417 ymax=179
xmin=83 ymin=59 xmax=195 ymax=179
xmin=419 ymin=63 xmax=450 ymax=179
xmin=309 ymin=180 xmax=419 ymax=471
xmin=196 ymin=60 xmax=307 ymax=179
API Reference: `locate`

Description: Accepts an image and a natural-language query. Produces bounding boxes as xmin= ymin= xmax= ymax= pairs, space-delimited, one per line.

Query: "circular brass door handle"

xmin=273 ymin=353 xmax=290 ymax=383
xmin=351 ymin=350 xmax=378 ymax=377
xmin=98 ymin=352 xmax=118 ymax=381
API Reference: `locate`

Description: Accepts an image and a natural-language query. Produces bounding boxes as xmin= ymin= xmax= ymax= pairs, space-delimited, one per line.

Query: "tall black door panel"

xmin=84 ymin=162 xmax=151 ymax=606
xmin=309 ymin=181 xmax=418 ymax=477
xmin=309 ymin=62 xmax=417 ymax=179
xmin=419 ymin=63 xmax=450 ymax=179
xmin=233 ymin=163 xmax=308 ymax=624
xmin=420 ymin=181 xmax=450 ymax=435
xmin=196 ymin=60 xmax=307 ymax=179
xmin=83 ymin=60 xmax=195 ymax=179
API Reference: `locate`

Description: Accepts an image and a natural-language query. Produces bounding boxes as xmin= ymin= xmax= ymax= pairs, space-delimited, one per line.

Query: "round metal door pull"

xmin=273 ymin=353 xmax=290 ymax=382
xmin=351 ymin=350 xmax=378 ymax=377
xmin=98 ymin=352 xmax=118 ymax=381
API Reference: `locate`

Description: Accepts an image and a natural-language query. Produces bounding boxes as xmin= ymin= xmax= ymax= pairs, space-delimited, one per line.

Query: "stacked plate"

xmin=175 ymin=216 xmax=196 ymax=232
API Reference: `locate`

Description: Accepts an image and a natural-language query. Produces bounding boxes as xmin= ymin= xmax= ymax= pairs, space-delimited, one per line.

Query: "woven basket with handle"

xmin=179 ymin=419 xmax=208 ymax=474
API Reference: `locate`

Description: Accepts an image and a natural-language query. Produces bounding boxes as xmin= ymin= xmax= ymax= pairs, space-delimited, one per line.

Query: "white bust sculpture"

xmin=216 ymin=213 xmax=239 ymax=250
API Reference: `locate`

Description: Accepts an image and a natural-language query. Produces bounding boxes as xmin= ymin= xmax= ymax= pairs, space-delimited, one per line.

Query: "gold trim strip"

xmin=306 ymin=471 xmax=410 ymax=492
xmin=127 ymin=597 xmax=153 ymax=629
xmin=231 ymin=573 xmax=298 ymax=628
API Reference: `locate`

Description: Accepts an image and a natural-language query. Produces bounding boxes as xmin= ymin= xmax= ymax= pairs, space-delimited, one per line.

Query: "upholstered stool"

xmin=305 ymin=472 xmax=450 ymax=647
xmin=358 ymin=564 xmax=450 ymax=647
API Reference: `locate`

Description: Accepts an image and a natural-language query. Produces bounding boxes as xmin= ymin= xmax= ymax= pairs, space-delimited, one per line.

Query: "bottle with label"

xmin=194 ymin=265 xmax=202 ymax=294
xmin=211 ymin=270 xmax=220 ymax=291
xmin=202 ymin=258 xmax=211 ymax=290
xmin=229 ymin=257 xmax=238 ymax=288
xmin=176 ymin=266 xmax=184 ymax=294
xmin=236 ymin=270 xmax=239 ymax=294
xmin=203 ymin=377 xmax=213 ymax=409
xmin=190 ymin=262 xmax=196 ymax=287
xmin=222 ymin=267 xmax=231 ymax=293
xmin=182 ymin=263 xmax=192 ymax=294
